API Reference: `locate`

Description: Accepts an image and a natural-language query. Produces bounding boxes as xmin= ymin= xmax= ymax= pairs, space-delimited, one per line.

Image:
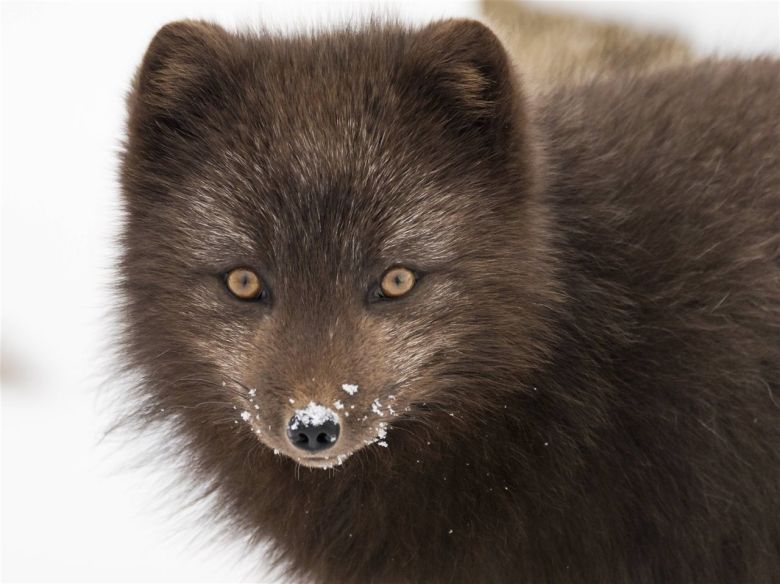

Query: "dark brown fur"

xmin=118 ymin=19 xmax=780 ymax=583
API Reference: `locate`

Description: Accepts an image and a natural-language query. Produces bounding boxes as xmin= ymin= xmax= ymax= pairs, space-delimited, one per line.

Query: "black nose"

xmin=287 ymin=416 xmax=340 ymax=452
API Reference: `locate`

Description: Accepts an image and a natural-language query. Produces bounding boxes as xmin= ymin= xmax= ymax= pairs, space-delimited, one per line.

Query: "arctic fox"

xmin=119 ymin=19 xmax=780 ymax=583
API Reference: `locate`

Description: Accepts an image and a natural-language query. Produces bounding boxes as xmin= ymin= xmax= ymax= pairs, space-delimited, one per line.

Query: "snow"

xmin=322 ymin=453 xmax=351 ymax=468
xmin=289 ymin=402 xmax=339 ymax=431
xmin=248 ymin=388 xmax=256 ymax=397
xmin=333 ymin=400 xmax=344 ymax=410
xmin=240 ymin=411 xmax=251 ymax=422
xmin=341 ymin=383 xmax=359 ymax=395
xmin=371 ymin=399 xmax=383 ymax=416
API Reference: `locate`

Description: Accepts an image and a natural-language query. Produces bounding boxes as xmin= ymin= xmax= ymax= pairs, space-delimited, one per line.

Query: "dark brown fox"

xmin=118 ymin=18 xmax=780 ymax=584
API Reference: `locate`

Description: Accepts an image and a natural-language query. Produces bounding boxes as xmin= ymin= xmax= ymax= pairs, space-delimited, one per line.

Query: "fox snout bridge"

xmin=287 ymin=416 xmax=340 ymax=452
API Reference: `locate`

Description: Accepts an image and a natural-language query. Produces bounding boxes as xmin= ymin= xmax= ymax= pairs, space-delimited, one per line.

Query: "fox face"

xmin=120 ymin=19 xmax=558 ymax=469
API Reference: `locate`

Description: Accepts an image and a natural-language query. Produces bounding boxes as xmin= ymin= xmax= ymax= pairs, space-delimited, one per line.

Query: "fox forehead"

xmin=165 ymin=147 xmax=478 ymax=271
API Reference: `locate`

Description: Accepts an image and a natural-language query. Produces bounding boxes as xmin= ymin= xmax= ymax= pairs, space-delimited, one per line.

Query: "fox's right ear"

xmin=128 ymin=20 xmax=233 ymax=154
xmin=405 ymin=20 xmax=520 ymax=149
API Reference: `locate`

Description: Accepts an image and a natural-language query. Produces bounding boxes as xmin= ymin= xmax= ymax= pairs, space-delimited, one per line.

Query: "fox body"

xmin=481 ymin=0 xmax=692 ymax=89
xmin=119 ymin=19 xmax=780 ymax=583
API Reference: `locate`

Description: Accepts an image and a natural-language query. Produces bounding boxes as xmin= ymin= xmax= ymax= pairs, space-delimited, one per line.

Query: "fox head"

xmin=119 ymin=19 xmax=559 ymax=470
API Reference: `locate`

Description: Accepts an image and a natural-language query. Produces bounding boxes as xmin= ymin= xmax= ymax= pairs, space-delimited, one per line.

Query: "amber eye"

xmin=225 ymin=268 xmax=264 ymax=300
xmin=379 ymin=266 xmax=416 ymax=298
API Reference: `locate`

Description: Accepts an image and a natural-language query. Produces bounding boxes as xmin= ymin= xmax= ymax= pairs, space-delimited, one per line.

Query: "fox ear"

xmin=129 ymin=20 xmax=233 ymax=152
xmin=406 ymin=19 xmax=521 ymax=151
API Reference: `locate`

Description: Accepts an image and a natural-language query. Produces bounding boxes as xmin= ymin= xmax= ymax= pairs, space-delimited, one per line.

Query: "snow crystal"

xmin=289 ymin=401 xmax=339 ymax=431
xmin=371 ymin=399 xmax=383 ymax=416
xmin=320 ymin=453 xmax=352 ymax=469
xmin=248 ymin=388 xmax=256 ymax=397
xmin=377 ymin=441 xmax=388 ymax=447
xmin=333 ymin=400 xmax=344 ymax=410
xmin=341 ymin=383 xmax=359 ymax=395
xmin=240 ymin=411 xmax=251 ymax=421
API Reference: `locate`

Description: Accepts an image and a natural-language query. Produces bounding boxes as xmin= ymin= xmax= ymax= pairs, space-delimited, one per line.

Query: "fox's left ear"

xmin=405 ymin=19 xmax=522 ymax=154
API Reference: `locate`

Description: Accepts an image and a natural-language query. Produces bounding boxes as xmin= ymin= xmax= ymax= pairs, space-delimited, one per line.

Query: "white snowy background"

xmin=2 ymin=1 xmax=779 ymax=582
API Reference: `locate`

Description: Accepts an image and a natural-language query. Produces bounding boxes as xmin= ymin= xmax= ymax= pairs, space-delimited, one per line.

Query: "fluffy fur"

xmin=118 ymin=19 xmax=780 ymax=583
